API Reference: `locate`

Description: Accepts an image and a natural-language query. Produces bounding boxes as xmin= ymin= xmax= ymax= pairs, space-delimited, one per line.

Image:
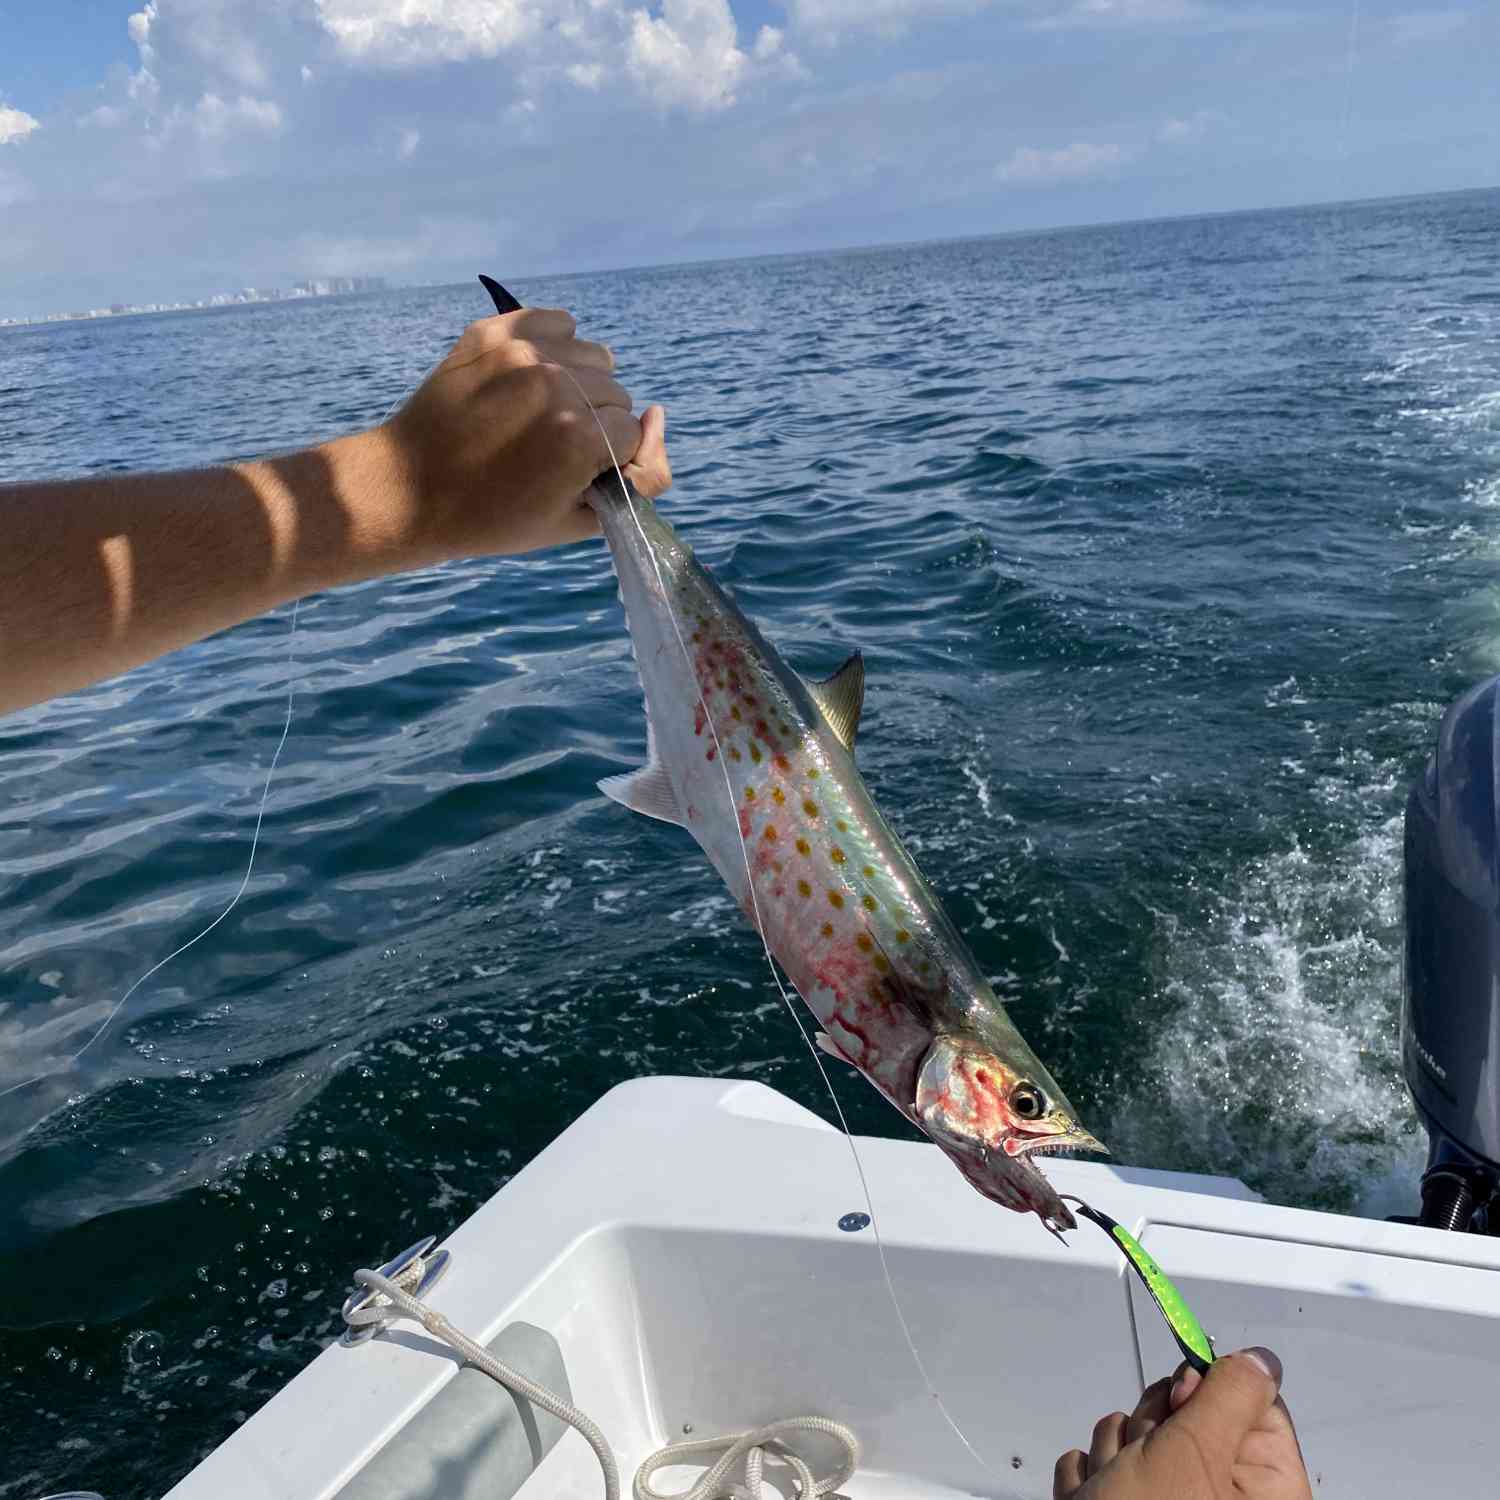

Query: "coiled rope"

xmin=633 ymin=1418 xmax=858 ymax=1500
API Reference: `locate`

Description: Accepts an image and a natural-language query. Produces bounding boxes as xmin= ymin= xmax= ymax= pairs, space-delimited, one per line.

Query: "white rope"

xmin=344 ymin=1263 xmax=857 ymax=1500
xmin=634 ymin=1418 xmax=858 ymax=1500
xmin=349 ymin=1265 xmax=622 ymax=1498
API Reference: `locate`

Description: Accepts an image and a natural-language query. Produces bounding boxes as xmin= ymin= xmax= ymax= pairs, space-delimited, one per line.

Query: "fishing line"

xmin=555 ymin=362 xmax=1007 ymax=1485
xmin=0 ymin=599 xmax=301 ymax=1102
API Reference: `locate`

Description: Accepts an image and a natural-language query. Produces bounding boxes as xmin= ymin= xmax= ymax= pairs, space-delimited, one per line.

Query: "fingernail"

xmin=1237 ymin=1347 xmax=1283 ymax=1386
xmin=1170 ymin=1366 xmax=1202 ymax=1408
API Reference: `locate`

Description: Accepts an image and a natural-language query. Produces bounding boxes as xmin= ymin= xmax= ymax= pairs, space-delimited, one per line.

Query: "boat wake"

xmin=1116 ymin=258 xmax=1500 ymax=1218
xmin=1109 ymin=773 xmax=1422 ymax=1215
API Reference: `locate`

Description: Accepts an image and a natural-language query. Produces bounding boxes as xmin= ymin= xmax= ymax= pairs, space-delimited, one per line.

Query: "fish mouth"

xmin=944 ymin=1137 xmax=1075 ymax=1233
xmin=1018 ymin=1129 xmax=1109 ymax=1233
xmin=960 ymin=1128 xmax=1109 ymax=1234
xmin=1008 ymin=1127 xmax=1110 ymax=1161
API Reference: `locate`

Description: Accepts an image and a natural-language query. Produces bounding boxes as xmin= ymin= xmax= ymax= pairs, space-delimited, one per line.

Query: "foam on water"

xmin=1110 ymin=254 xmax=1500 ymax=1216
xmin=1113 ymin=804 xmax=1421 ymax=1208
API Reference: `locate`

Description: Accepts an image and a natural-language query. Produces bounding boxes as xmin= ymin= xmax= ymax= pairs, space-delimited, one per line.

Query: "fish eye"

xmin=1010 ymin=1083 xmax=1047 ymax=1121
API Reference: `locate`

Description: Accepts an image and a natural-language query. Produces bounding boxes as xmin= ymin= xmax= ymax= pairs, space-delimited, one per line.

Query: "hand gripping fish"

xmin=480 ymin=278 xmax=1104 ymax=1234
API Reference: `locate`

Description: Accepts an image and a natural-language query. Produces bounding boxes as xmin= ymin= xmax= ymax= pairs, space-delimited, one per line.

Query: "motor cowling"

xmin=1403 ymin=674 xmax=1500 ymax=1229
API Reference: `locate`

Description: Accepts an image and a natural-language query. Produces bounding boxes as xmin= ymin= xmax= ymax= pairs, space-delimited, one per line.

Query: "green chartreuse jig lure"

xmin=1063 ymin=1196 xmax=1215 ymax=1374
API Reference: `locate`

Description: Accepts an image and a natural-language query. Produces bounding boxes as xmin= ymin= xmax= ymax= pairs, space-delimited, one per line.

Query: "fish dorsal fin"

xmin=598 ymin=757 xmax=684 ymax=827
xmin=807 ymin=651 xmax=865 ymax=752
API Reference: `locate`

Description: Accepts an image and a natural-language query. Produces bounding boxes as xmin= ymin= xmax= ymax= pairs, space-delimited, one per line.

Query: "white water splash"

xmin=1110 ymin=755 xmax=1422 ymax=1216
xmin=960 ymin=729 xmax=995 ymax=818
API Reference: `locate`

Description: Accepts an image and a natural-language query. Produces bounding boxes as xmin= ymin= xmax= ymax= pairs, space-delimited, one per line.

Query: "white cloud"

xmin=191 ymin=92 xmax=284 ymax=138
xmin=128 ymin=0 xmax=281 ymax=92
xmin=86 ymin=2 xmax=317 ymax=152
xmin=128 ymin=3 xmax=157 ymax=49
xmin=0 ymin=104 xmax=41 ymax=146
xmin=81 ymin=104 xmax=129 ymax=129
xmin=129 ymin=67 xmax=162 ymax=109
xmin=126 ymin=2 xmax=162 ymax=111
xmin=753 ymin=25 xmax=786 ymax=59
xmin=101 ymin=0 xmax=796 ymax=132
xmin=627 ymin=0 xmax=753 ymax=110
xmin=397 ymin=126 xmax=421 ymax=159
xmin=314 ymin=0 xmax=542 ymax=66
xmin=996 ymin=140 xmax=1129 ymax=181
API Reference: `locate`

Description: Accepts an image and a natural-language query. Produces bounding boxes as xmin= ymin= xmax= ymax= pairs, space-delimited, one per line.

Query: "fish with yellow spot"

xmin=480 ymin=279 xmax=1106 ymax=1234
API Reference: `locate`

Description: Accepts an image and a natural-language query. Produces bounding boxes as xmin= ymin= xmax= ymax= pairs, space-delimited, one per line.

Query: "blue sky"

xmin=0 ymin=0 xmax=1495 ymax=318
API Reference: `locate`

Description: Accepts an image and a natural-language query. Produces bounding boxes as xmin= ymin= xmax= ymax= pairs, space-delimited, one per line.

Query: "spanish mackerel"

xmin=590 ymin=471 xmax=1105 ymax=1234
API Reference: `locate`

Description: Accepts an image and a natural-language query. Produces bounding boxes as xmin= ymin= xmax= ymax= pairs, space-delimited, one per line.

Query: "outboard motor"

xmin=1403 ymin=673 xmax=1500 ymax=1231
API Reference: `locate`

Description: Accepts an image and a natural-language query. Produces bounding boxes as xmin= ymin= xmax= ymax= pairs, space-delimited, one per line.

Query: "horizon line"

xmin=4 ymin=180 xmax=1496 ymax=327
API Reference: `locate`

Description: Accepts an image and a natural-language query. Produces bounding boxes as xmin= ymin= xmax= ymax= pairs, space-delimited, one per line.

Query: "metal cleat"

xmin=340 ymin=1235 xmax=451 ymax=1346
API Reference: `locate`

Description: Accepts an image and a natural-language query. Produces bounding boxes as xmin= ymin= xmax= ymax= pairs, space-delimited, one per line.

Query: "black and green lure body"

xmin=1065 ymin=1197 xmax=1215 ymax=1374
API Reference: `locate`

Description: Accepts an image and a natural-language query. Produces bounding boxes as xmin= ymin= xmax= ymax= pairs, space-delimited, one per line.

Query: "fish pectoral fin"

xmin=815 ymin=1031 xmax=851 ymax=1064
xmin=598 ymin=760 xmax=685 ymax=827
xmin=806 ymin=651 xmax=865 ymax=753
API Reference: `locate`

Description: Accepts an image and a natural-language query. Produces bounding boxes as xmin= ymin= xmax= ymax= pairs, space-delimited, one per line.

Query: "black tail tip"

xmin=478 ymin=275 xmax=522 ymax=315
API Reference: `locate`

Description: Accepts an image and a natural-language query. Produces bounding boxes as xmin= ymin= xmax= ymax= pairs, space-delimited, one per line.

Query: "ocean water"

xmin=1 ymin=188 xmax=1498 ymax=1495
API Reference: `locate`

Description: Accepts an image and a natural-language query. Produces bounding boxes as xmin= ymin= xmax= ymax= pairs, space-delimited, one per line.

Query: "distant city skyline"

xmin=0 ymin=275 xmax=388 ymax=328
xmin=1 ymin=1 xmax=1495 ymax=321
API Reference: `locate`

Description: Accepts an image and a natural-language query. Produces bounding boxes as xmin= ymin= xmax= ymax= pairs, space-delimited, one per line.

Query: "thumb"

xmin=624 ymin=404 xmax=672 ymax=499
xmin=1173 ymin=1348 xmax=1283 ymax=1446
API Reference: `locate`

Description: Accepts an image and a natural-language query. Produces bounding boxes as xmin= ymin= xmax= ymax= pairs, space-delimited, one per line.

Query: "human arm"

xmin=1053 ymin=1348 xmax=1313 ymax=1499
xmin=0 ymin=307 xmax=671 ymax=717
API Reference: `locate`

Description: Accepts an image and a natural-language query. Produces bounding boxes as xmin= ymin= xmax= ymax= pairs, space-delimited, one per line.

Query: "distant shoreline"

xmin=0 ymin=276 xmax=389 ymax=331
